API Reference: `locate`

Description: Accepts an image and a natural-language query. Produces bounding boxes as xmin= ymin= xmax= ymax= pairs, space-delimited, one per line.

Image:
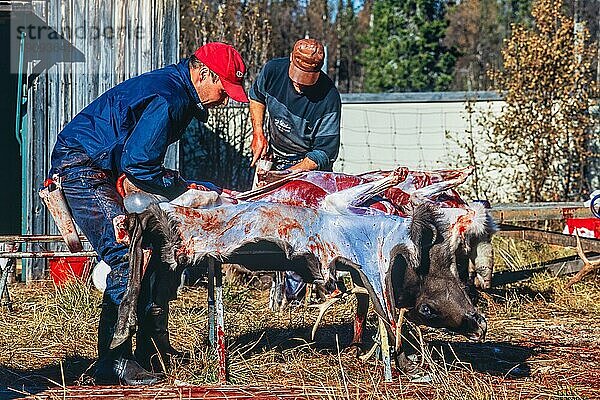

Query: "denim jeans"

xmin=60 ymin=166 xmax=129 ymax=306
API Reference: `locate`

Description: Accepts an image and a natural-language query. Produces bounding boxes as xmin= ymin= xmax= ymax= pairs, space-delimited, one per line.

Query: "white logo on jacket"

xmin=273 ymin=118 xmax=292 ymax=133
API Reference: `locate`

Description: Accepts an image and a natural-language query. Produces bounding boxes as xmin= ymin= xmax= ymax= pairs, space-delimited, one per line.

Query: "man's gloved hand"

xmin=116 ymin=174 xmax=143 ymax=198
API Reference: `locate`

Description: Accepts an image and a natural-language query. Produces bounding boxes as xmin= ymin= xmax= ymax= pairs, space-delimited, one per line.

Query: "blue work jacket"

xmin=50 ymin=59 xmax=207 ymax=200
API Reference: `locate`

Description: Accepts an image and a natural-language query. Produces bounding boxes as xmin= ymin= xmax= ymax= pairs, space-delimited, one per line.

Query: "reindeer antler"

xmin=309 ymin=285 xmax=370 ymax=340
xmin=566 ymin=231 xmax=600 ymax=288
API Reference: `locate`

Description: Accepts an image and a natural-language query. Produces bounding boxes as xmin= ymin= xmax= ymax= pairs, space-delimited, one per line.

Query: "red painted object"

xmin=49 ymin=256 xmax=91 ymax=285
xmin=564 ymin=218 xmax=600 ymax=239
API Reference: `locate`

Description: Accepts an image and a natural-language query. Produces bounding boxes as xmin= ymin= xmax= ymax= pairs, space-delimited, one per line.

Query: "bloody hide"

xmin=113 ymin=167 xmax=496 ymax=350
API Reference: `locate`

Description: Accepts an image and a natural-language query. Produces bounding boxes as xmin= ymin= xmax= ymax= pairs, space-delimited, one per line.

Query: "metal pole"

xmin=15 ymin=31 xmax=29 ymax=283
xmin=15 ymin=32 xmax=25 ymax=152
xmin=0 ymin=251 xmax=96 ymax=258
xmin=0 ymin=235 xmax=88 ymax=243
xmin=207 ymin=258 xmax=216 ymax=346
xmin=378 ymin=318 xmax=393 ymax=382
xmin=490 ymin=202 xmax=592 ymax=223
xmin=207 ymin=257 xmax=227 ymax=383
xmin=215 ymin=263 xmax=226 ymax=384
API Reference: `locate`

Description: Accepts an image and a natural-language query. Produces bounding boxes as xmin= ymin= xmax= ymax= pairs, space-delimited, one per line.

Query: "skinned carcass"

xmin=251 ymin=167 xmax=496 ymax=358
xmin=254 ymin=166 xmax=497 ymax=293
xmin=112 ymin=167 xmax=494 ymax=368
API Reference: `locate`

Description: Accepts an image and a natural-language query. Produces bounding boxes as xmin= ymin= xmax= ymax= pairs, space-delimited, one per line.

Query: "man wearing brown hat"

xmin=249 ymin=38 xmax=341 ymax=305
xmin=249 ymin=38 xmax=341 ymax=172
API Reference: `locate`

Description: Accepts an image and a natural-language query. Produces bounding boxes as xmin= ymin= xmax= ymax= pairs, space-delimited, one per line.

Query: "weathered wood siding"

xmin=23 ymin=0 xmax=179 ymax=281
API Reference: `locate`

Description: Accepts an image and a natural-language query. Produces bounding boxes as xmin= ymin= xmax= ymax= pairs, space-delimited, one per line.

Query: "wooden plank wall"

xmin=24 ymin=0 xmax=179 ymax=281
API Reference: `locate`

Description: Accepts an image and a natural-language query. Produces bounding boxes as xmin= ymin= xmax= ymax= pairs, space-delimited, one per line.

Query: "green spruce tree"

xmin=359 ymin=0 xmax=457 ymax=92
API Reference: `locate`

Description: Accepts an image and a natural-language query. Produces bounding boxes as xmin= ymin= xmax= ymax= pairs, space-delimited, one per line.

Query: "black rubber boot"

xmin=135 ymin=303 xmax=188 ymax=372
xmin=94 ymin=297 xmax=164 ymax=385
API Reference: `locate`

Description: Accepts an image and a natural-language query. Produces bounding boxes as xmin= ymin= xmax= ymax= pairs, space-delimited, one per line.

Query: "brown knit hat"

xmin=288 ymin=38 xmax=325 ymax=86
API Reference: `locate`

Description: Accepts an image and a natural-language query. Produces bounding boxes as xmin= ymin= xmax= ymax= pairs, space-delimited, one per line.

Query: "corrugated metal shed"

xmin=18 ymin=0 xmax=179 ymax=281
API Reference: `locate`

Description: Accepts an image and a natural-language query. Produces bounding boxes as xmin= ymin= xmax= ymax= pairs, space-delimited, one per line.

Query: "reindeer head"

xmin=391 ymin=203 xmax=487 ymax=341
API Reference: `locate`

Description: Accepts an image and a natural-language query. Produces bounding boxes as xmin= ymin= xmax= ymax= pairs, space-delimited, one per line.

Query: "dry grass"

xmin=1 ymin=238 xmax=600 ymax=399
xmin=493 ymin=236 xmax=577 ymax=272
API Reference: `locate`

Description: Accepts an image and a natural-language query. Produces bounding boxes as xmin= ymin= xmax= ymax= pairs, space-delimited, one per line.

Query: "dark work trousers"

xmin=61 ymin=165 xmax=178 ymax=313
xmin=61 ymin=166 xmax=130 ymax=306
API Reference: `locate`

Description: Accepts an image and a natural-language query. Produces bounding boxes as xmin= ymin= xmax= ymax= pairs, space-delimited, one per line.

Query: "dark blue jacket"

xmin=50 ymin=59 xmax=207 ymax=200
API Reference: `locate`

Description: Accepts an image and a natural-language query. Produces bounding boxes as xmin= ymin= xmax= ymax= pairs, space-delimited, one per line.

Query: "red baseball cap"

xmin=194 ymin=42 xmax=249 ymax=103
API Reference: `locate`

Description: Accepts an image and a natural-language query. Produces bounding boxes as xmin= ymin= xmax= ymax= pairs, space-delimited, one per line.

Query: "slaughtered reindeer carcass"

xmin=251 ymin=167 xmax=496 ymax=357
xmin=256 ymin=166 xmax=496 ymax=294
xmin=112 ymin=166 xmax=496 ymax=374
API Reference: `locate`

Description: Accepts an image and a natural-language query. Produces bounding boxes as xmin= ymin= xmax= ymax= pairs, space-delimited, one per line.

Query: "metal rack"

xmin=0 ymin=234 xmax=94 ymax=311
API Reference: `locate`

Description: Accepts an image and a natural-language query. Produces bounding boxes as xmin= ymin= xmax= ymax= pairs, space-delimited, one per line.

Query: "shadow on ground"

xmin=0 ymin=356 xmax=94 ymax=399
xmin=230 ymin=321 xmax=363 ymax=355
xmin=427 ymin=340 xmax=536 ymax=377
xmin=231 ymin=320 xmax=537 ymax=379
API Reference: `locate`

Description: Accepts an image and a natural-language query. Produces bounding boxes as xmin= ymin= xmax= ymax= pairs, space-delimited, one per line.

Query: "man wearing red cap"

xmin=48 ymin=42 xmax=248 ymax=385
xmin=249 ymin=38 xmax=341 ymax=305
xmin=249 ymin=38 xmax=341 ymax=172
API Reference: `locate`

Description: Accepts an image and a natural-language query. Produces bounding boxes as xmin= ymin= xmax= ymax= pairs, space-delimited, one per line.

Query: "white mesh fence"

xmin=336 ymin=94 xmax=504 ymax=174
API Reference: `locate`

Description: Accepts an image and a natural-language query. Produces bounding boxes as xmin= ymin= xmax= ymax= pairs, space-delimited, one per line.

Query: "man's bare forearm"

xmin=249 ymin=100 xmax=266 ymax=136
xmin=249 ymin=100 xmax=269 ymax=166
xmin=288 ymin=157 xmax=318 ymax=171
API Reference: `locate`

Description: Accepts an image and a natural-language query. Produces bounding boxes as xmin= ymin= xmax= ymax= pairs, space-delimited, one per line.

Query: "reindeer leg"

xmin=111 ymin=216 xmax=142 ymax=349
xmin=304 ymin=283 xmax=313 ymax=307
xmin=269 ymin=271 xmax=286 ymax=312
xmin=111 ymin=213 xmax=152 ymax=349
xmin=357 ymin=297 xmax=381 ymax=363
xmin=351 ymin=291 xmax=369 ymax=356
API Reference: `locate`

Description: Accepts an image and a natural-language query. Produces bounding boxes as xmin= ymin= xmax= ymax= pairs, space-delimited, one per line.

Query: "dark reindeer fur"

xmin=350 ymin=202 xmax=487 ymax=369
xmin=111 ymin=205 xmax=183 ymax=350
xmin=407 ymin=202 xmax=452 ymax=271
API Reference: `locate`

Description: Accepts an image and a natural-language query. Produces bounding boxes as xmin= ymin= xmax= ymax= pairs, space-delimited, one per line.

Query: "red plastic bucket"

xmin=49 ymin=256 xmax=91 ymax=285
